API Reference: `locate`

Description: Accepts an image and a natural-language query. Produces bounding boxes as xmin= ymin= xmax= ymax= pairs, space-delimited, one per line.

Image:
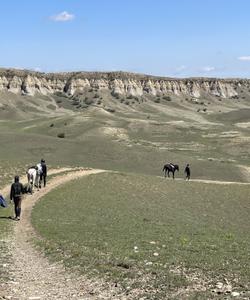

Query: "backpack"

xmin=13 ymin=183 xmax=22 ymax=197
xmin=0 ymin=195 xmax=7 ymax=208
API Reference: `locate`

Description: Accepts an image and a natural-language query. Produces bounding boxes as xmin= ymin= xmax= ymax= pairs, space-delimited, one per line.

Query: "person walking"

xmin=10 ymin=175 xmax=24 ymax=221
xmin=184 ymin=164 xmax=191 ymax=180
xmin=40 ymin=159 xmax=47 ymax=187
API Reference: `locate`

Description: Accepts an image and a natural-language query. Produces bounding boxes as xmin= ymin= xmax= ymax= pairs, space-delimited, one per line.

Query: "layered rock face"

xmin=0 ymin=68 xmax=249 ymax=99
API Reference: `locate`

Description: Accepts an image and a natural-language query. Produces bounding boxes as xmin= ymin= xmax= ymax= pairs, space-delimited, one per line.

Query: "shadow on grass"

xmin=0 ymin=216 xmax=15 ymax=220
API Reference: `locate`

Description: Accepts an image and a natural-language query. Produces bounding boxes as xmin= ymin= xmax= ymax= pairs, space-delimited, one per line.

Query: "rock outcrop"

xmin=0 ymin=68 xmax=249 ymax=99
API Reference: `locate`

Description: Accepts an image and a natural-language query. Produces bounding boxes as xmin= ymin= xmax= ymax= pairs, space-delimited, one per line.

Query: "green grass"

xmin=1 ymin=91 xmax=250 ymax=298
xmin=0 ymin=112 xmax=247 ymax=182
xmin=32 ymin=172 xmax=250 ymax=299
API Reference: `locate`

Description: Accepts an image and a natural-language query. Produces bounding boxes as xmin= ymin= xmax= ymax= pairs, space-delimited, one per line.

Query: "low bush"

xmin=57 ymin=132 xmax=65 ymax=138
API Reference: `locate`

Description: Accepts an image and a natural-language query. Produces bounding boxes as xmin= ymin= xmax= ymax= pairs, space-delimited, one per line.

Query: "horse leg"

xmin=167 ymin=170 xmax=170 ymax=178
xmin=172 ymin=171 xmax=175 ymax=179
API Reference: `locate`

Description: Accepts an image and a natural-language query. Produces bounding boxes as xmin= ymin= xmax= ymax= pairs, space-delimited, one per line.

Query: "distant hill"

xmin=0 ymin=68 xmax=250 ymax=120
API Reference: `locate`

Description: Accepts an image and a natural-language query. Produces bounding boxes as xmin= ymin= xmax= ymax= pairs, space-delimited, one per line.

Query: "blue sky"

xmin=1 ymin=0 xmax=250 ymax=78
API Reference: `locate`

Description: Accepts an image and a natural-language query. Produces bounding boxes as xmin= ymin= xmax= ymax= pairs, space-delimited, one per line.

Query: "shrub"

xmin=50 ymin=123 xmax=54 ymax=127
xmin=163 ymin=95 xmax=172 ymax=101
xmin=106 ymin=108 xmax=116 ymax=113
xmin=93 ymin=93 xmax=100 ymax=98
xmin=57 ymin=133 xmax=65 ymax=138
xmin=112 ymin=91 xmax=120 ymax=99
xmin=72 ymin=100 xmax=79 ymax=106
xmin=54 ymin=91 xmax=67 ymax=98
xmin=154 ymin=98 xmax=161 ymax=103
xmin=85 ymin=98 xmax=94 ymax=105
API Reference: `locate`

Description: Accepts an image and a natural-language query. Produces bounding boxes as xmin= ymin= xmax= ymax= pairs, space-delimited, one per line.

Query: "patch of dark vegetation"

xmin=111 ymin=91 xmax=120 ymax=99
xmin=54 ymin=91 xmax=68 ymax=98
xmin=49 ymin=123 xmax=54 ymax=127
xmin=162 ymin=95 xmax=172 ymax=101
xmin=71 ymin=100 xmax=80 ymax=106
xmin=57 ymin=132 xmax=65 ymax=138
xmin=116 ymin=262 xmax=131 ymax=269
xmin=154 ymin=98 xmax=161 ymax=103
xmin=93 ymin=93 xmax=100 ymax=98
xmin=84 ymin=98 xmax=94 ymax=105
xmin=105 ymin=108 xmax=116 ymax=113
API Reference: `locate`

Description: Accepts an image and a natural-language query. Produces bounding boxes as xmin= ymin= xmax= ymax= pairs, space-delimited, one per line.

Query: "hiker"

xmin=184 ymin=164 xmax=191 ymax=180
xmin=10 ymin=175 xmax=24 ymax=221
xmin=40 ymin=159 xmax=47 ymax=188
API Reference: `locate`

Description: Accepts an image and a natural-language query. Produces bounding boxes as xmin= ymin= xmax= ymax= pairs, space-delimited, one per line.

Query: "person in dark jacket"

xmin=184 ymin=164 xmax=191 ymax=180
xmin=40 ymin=159 xmax=47 ymax=187
xmin=10 ymin=175 xmax=24 ymax=221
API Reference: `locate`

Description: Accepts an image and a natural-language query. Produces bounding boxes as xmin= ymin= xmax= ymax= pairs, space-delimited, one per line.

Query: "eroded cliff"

xmin=0 ymin=68 xmax=249 ymax=99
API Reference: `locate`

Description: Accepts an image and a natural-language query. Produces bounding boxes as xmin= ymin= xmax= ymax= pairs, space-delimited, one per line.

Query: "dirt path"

xmin=159 ymin=176 xmax=250 ymax=185
xmin=0 ymin=168 xmax=123 ymax=300
xmin=180 ymin=178 xmax=250 ymax=185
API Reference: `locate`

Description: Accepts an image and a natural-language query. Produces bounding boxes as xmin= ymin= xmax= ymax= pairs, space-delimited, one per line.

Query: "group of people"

xmin=9 ymin=159 xmax=47 ymax=221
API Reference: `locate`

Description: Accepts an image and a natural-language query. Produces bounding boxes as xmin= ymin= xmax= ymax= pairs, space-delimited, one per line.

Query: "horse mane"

xmin=28 ymin=166 xmax=38 ymax=170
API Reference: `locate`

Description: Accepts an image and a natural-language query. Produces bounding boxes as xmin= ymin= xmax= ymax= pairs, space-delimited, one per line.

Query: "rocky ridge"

xmin=0 ymin=68 xmax=249 ymax=99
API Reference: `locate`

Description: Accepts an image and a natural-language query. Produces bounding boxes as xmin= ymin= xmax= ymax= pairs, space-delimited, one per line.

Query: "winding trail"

xmin=0 ymin=168 xmax=123 ymax=300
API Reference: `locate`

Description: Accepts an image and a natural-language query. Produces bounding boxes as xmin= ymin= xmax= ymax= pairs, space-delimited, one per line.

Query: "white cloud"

xmin=50 ymin=11 xmax=75 ymax=22
xmin=238 ymin=56 xmax=250 ymax=61
xmin=33 ymin=67 xmax=42 ymax=72
xmin=202 ymin=66 xmax=215 ymax=72
xmin=176 ymin=65 xmax=187 ymax=72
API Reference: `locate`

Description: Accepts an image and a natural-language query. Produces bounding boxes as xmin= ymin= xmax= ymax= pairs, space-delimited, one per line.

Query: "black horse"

xmin=162 ymin=163 xmax=179 ymax=179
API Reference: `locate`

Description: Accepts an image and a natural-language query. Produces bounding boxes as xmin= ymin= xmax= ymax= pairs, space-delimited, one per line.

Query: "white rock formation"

xmin=0 ymin=68 xmax=247 ymax=99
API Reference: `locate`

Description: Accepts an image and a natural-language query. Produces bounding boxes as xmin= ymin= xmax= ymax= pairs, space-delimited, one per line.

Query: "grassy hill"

xmin=0 ymin=81 xmax=250 ymax=298
xmin=32 ymin=172 xmax=250 ymax=299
